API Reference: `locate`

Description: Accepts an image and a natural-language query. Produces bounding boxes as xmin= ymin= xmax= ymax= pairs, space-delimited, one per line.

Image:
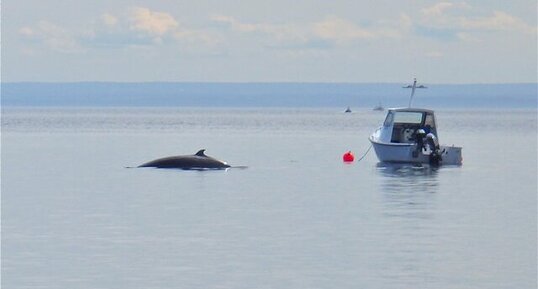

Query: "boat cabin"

xmin=380 ymin=108 xmax=438 ymax=144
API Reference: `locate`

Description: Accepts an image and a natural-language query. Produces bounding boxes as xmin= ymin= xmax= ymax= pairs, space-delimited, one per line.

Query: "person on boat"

xmin=425 ymin=132 xmax=439 ymax=149
xmin=412 ymin=129 xmax=441 ymax=163
xmin=413 ymin=129 xmax=427 ymax=158
xmin=422 ymin=124 xmax=432 ymax=134
xmin=425 ymin=132 xmax=442 ymax=165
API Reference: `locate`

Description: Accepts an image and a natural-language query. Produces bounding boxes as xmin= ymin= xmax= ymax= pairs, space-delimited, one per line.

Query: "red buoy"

xmin=343 ymin=151 xmax=354 ymax=162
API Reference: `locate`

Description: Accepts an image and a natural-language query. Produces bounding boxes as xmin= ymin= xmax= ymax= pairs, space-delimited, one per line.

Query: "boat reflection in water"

xmin=374 ymin=162 xmax=441 ymax=283
xmin=376 ymin=162 xmax=439 ymax=220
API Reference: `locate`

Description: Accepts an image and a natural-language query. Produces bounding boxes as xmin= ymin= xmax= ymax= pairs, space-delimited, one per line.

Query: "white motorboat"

xmin=368 ymin=79 xmax=462 ymax=165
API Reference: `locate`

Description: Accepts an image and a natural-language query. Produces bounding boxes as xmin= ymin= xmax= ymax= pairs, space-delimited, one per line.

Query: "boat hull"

xmin=369 ymin=137 xmax=462 ymax=165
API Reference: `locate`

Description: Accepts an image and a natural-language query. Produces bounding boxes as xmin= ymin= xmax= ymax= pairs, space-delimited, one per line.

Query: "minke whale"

xmin=138 ymin=149 xmax=231 ymax=170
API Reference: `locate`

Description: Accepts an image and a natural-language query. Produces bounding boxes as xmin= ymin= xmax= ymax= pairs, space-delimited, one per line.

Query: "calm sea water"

xmin=2 ymin=107 xmax=537 ymax=289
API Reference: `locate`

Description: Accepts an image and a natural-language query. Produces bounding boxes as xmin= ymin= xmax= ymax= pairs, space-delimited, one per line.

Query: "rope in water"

xmin=355 ymin=144 xmax=373 ymax=163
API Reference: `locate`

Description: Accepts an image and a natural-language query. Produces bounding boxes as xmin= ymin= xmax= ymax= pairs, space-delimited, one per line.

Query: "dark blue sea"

xmin=2 ymin=106 xmax=537 ymax=289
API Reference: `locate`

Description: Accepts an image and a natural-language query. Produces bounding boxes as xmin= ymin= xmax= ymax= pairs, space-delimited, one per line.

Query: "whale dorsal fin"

xmin=195 ymin=149 xmax=207 ymax=157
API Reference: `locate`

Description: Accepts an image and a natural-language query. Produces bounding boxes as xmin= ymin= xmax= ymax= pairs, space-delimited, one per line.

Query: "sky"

xmin=2 ymin=0 xmax=537 ymax=83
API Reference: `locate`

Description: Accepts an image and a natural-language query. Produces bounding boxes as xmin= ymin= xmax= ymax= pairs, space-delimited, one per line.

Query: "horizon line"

xmin=2 ymin=81 xmax=537 ymax=85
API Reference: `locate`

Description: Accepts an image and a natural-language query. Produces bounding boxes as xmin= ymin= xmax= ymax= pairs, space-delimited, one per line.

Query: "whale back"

xmin=139 ymin=149 xmax=230 ymax=169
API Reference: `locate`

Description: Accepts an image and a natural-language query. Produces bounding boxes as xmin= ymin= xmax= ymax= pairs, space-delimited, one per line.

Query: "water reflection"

xmin=377 ymin=162 xmax=439 ymax=191
xmin=376 ymin=162 xmax=439 ymax=220
xmin=374 ymin=162 xmax=441 ymax=285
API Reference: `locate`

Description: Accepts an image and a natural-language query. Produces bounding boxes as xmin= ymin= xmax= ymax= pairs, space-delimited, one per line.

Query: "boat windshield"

xmin=383 ymin=111 xmax=394 ymax=126
xmin=393 ymin=112 xmax=423 ymax=124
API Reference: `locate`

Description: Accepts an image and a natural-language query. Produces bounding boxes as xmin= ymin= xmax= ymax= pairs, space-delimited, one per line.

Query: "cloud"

xmin=418 ymin=2 xmax=536 ymax=38
xmin=19 ymin=27 xmax=34 ymax=37
xmin=421 ymin=2 xmax=453 ymax=17
xmin=426 ymin=51 xmax=444 ymax=58
xmin=309 ymin=14 xmax=412 ymax=43
xmin=21 ymin=4 xmax=534 ymax=55
xmin=211 ymin=15 xmax=259 ymax=33
xmin=211 ymin=15 xmax=313 ymax=48
xmin=421 ymin=2 xmax=471 ymax=17
xmin=420 ymin=2 xmax=470 ymax=30
xmin=115 ymin=7 xmax=218 ymax=46
xmin=312 ymin=16 xmax=374 ymax=42
xmin=19 ymin=21 xmax=82 ymax=53
xmin=211 ymin=15 xmax=307 ymax=41
xmin=19 ymin=7 xmax=220 ymax=52
xmin=128 ymin=7 xmax=178 ymax=37
xmin=460 ymin=11 xmax=537 ymax=34
xmin=101 ymin=13 xmax=118 ymax=27
xmin=212 ymin=14 xmax=411 ymax=48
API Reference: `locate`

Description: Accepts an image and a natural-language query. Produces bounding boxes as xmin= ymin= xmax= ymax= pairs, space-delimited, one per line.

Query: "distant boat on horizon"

xmin=344 ymin=106 xmax=352 ymax=113
xmin=373 ymin=102 xmax=384 ymax=111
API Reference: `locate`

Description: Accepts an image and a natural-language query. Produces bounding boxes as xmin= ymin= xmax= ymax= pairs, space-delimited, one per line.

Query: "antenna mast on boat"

xmin=403 ymin=78 xmax=427 ymax=107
